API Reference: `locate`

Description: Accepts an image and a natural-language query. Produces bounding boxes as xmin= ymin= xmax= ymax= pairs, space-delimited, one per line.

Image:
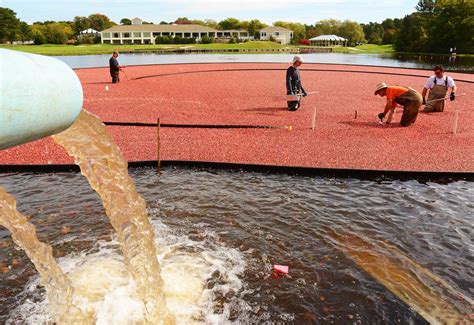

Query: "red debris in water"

xmin=1 ymin=63 xmax=473 ymax=172
xmin=271 ymin=264 xmax=289 ymax=278
xmin=273 ymin=265 xmax=289 ymax=274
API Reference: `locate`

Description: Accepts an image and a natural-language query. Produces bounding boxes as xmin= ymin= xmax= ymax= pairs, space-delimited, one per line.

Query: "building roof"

xmin=221 ymin=29 xmax=249 ymax=33
xmin=259 ymin=26 xmax=292 ymax=33
xmin=309 ymin=34 xmax=347 ymax=41
xmin=101 ymin=24 xmax=218 ymax=33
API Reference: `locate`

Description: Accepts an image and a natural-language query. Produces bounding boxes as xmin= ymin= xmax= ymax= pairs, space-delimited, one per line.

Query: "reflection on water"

xmin=54 ymin=52 xmax=474 ymax=72
xmin=1 ymin=168 xmax=472 ymax=323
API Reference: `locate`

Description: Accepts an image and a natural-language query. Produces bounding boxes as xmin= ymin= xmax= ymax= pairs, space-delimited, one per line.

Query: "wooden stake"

xmin=157 ymin=118 xmax=161 ymax=172
xmin=453 ymin=110 xmax=459 ymax=135
xmin=311 ymin=107 xmax=317 ymax=130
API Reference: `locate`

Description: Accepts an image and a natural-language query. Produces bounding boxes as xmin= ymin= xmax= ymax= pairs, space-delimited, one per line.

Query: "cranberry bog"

xmin=2 ymin=63 xmax=473 ymax=175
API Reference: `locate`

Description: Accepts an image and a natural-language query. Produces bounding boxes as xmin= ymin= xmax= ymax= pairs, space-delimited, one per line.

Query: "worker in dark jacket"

xmin=109 ymin=51 xmax=124 ymax=83
xmin=286 ymin=55 xmax=307 ymax=111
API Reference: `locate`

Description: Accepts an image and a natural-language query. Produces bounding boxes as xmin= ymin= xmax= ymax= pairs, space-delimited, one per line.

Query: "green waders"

xmin=425 ymin=78 xmax=448 ymax=112
xmin=395 ymin=88 xmax=423 ymax=127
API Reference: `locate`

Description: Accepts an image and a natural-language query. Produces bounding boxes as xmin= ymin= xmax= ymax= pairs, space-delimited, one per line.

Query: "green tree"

xmin=88 ymin=13 xmax=115 ymax=31
xmin=338 ymin=20 xmax=365 ymax=45
xmin=218 ymin=18 xmax=241 ymax=30
xmin=18 ymin=22 xmax=32 ymax=43
xmin=314 ymin=19 xmax=341 ymax=35
xmin=305 ymin=25 xmax=319 ymax=39
xmin=248 ymin=19 xmax=266 ymax=37
xmin=426 ymin=0 xmax=474 ymax=53
xmin=203 ymin=19 xmax=219 ymax=29
xmin=174 ymin=17 xmax=191 ymax=24
xmin=120 ymin=18 xmax=131 ymax=25
xmin=31 ymin=24 xmax=46 ymax=44
xmin=44 ymin=23 xmax=69 ymax=44
xmin=73 ymin=16 xmax=90 ymax=35
xmin=362 ymin=22 xmax=383 ymax=44
xmin=395 ymin=13 xmax=429 ymax=52
xmin=191 ymin=19 xmax=205 ymax=26
xmin=382 ymin=28 xmax=398 ymax=44
xmin=0 ymin=7 xmax=21 ymax=43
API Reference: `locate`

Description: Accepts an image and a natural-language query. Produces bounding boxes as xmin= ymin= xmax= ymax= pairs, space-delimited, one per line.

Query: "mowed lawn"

xmin=332 ymin=44 xmax=395 ymax=54
xmin=0 ymin=41 xmax=287 ymax=56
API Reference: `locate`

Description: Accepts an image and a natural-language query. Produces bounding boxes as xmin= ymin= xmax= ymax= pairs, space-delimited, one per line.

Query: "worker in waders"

xmin=422 ymin=64 xmax=457 ymax=112
xmin=109 ymin=51 xmax=124 ymax=83
xmin=286 ymin=55 xmax=307 ymax=111
xmin=375 ymin=83 xmax=423 ymax=127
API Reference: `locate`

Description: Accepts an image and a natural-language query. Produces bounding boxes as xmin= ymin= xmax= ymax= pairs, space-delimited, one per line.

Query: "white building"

xmin=101 ymin=18 xmax=253 ymax=44
xmin=259 ymin=26 xmax=293 ymax=45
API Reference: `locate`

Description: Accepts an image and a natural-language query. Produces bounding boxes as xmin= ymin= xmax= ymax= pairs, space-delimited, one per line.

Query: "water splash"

xmin=0 ymin=187 xmax=92 ymax=324
xmin=8 ymin=219 xmax=247 ymax=324
xmin=52 ymin=110 xmax=173 ymax=324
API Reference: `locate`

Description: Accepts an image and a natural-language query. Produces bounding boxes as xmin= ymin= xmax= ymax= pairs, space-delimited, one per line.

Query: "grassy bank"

xmin=0 ymin=41 xmax=286 ymax=56
xmin=332 ymin=44 xmax=395 ymax=54
xmin=331 ymin=44 xmax=474 ymax=57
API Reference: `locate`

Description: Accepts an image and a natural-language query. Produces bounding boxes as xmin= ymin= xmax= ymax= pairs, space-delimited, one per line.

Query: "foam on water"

xmin=7 ymin=220 xmax=247 ymax=324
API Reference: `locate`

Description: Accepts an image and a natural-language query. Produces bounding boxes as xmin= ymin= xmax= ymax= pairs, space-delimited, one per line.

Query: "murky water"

xmin=0 ymin=188 xmax=91 ymax=323
xmin=54 ymin=53 xmax=474 ymax=72
xmin=1 ymin=168 xmax=472 ymax=323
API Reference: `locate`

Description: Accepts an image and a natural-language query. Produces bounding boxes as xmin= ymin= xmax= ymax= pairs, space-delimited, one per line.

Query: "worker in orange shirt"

xmin=374 ymin=83 xmax=423 ymax=127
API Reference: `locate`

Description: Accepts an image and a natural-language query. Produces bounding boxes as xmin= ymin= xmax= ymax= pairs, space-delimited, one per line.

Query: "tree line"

xmin=1 ymin=0 xmax=472 ymax=53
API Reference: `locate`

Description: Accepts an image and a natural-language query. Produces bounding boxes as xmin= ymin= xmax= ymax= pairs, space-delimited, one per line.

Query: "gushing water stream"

xmin=0 ymin=188 xmax=93 ymax=324
xmin=52 ymin=110 xmax=174 ymax=324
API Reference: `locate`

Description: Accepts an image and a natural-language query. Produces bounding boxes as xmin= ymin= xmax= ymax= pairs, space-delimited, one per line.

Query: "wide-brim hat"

xmin=374 ymin=82 xmax=387 ymax=95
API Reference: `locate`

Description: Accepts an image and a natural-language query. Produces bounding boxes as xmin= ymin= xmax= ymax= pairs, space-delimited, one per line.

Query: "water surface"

xmin=1 ymin=168 xmax=472 ymax=323
xmin=54 ymin=52 xmax=474 ymax=72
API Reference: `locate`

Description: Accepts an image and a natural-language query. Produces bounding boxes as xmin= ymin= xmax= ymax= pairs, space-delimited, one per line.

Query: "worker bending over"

xmin=422 ymin=64 xmax=457 ymax=112
xmin=375 ymin=83 xmax=423 ymax=127
xmin=286 ymin=55 xmax=307 ymax=111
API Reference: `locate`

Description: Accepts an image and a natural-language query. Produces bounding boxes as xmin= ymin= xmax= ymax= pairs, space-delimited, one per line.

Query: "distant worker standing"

xmin=374 ymin=83 xmax=423 ymax=127
xmin=422 ymin=65 xmax=457 ymax=112
xmin=109 ymin=51 xmax=125 ymax=83
xmin=286 ymin=55 xmax=307 ymax=111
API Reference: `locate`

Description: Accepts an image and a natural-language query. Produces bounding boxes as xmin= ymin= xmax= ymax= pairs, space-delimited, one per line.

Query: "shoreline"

xmin=3 ymin=43 xmax=473 ymax=57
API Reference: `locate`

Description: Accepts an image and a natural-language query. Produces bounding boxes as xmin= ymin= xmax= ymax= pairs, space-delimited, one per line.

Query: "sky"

xmin=3 ymin=0 xmax=418 ymax=25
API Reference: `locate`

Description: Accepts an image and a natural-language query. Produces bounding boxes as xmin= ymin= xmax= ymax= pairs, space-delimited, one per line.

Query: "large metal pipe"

xmin=0 ymin=49 xmax=83 ymax=150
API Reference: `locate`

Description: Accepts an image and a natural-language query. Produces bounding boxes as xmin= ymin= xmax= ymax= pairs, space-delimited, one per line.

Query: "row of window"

xmin=102 ymin=32 xmax=250 ymax=39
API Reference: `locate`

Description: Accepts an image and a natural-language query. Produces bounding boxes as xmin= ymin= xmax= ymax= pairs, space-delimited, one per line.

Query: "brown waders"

xmin=425 ymin=77 xmax=448 ymax=112
xmin=395 ymin=88 xmax=422 ymax=127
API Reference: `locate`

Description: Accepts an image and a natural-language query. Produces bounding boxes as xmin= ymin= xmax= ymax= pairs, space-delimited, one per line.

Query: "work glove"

xmin=422 ymin=97 xmax=426 ymax=105
xmin=450 ymin=92 xmax=455 ymax=101
xmin=378 ymin=112 xmax=385 ymax=121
